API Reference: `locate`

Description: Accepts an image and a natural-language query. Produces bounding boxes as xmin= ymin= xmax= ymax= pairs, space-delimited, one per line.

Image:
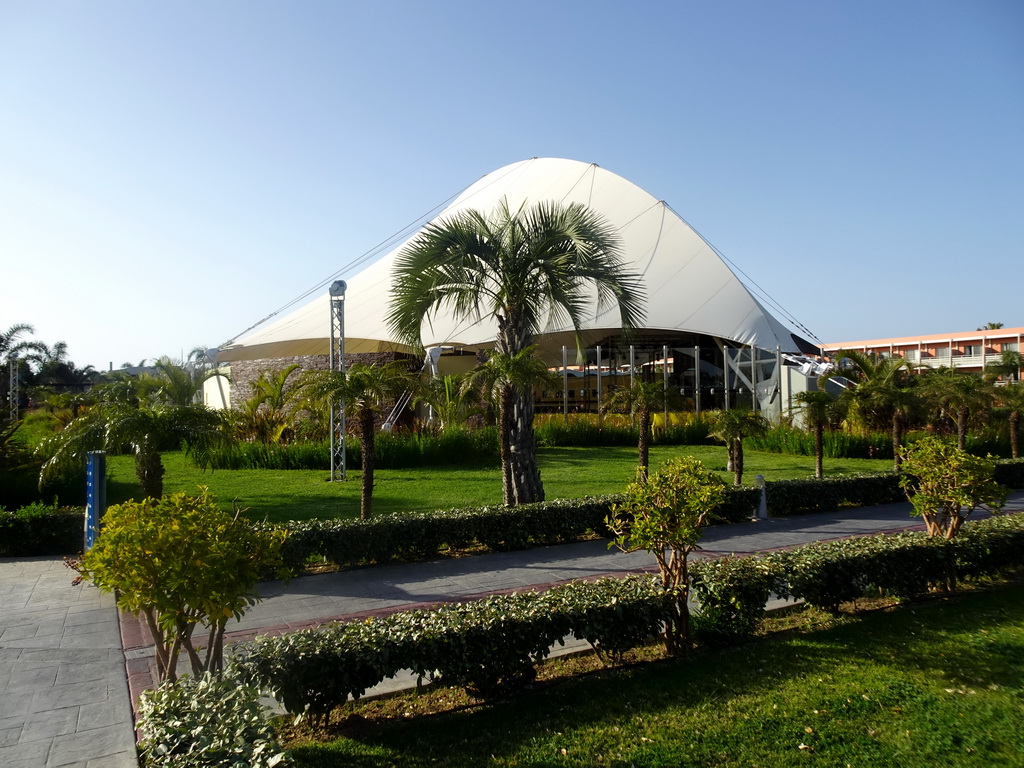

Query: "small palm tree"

xmin=601 ymin=379 xmax=669 ymax=482
xmin=416 ymin=373 xmax=482 ymax=431
xmin=39 ymin=375 xmax=230 ymax=499
xmin=152 ymin=357 xmax=228 ymax=407
xmin=793 ymin=390 xmax=837 ymax=479
xmin=821 ymin=350 xmax=918 ymax=470
xmin=303 ymin=362 xmax=415 ymax=519
xmin=464 ymin=348 xmax=557 ymax=506
xmin=387 ymin=198 xmax=645 ymax=505
xmin=708 ymin=409 xmax=770 ymax=486
xmin=233 ymin=364 xmax=305 ymax=443
xmin=919 ymin=368 xmax=993 ymax=451
xmin=995 ymin=380 xmax=1024 ymax=459
xmin=985 ymin=350 xmax=1022 ymax=383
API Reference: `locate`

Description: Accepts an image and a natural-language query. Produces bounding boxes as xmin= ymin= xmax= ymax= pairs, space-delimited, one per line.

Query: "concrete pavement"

xmin=0 ymin=557 xmax=137 ymax=768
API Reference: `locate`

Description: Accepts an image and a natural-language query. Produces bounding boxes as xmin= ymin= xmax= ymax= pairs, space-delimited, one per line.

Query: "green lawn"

xmin=287 ymin=583 xmax=1024 ymax=767
xmin=105 ymin=446 xmax=892 ymax=523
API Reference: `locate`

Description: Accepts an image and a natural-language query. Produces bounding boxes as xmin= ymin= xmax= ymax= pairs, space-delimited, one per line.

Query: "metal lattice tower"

xmin=328 ymin=281 xmax=347 ymax=481
xmin=8 ymin=358 xmax=18 ymax=421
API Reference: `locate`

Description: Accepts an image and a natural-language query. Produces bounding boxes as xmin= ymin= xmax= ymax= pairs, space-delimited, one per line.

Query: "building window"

xmin=964 ymin=345 xmax=981 ymax=356
xmin=904 ymin=349 xmax=918 ymax=362
xmin=1004 ymin=342 xmax=1019 ymax=353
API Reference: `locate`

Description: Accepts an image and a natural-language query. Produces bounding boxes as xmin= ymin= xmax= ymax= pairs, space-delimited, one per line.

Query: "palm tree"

xmin=601 ymin=379 xmax=669 ymax=482
xmin=996 ymin=381 xmax=1024 ymax=459
xmin=708 ymin=409 xmax=770 ymax=486
xmin=387 ymin=199 xmax=646 ymax=505
xmin=919 ymin=368 xmax=993 ymax=451
xmin=985 ymin=350 xmax=1022 ymax=383
xmin=977 ymin=322 xmax=1004 ymax=330
xmin=793 ymin=389 xmax=838 ymax=479
xmin=464 ymin=348 xmax=557 ymax=506
xmin=38 ymin=375 xmax=230 ymax=498
xmin=0 ymin=323 xmax=46 ymax=366
xmin=417 ymin=373 xmax=482 ymax=431
xmin=151 ymin=357 xmax=228 ymax=407
xmin=233 ymin=364 xmax=305 ymax=443
xmin=820 ymin=350 xmax=917 ymax=471
xmin=303 ymin=362 xmax=414 ymax=519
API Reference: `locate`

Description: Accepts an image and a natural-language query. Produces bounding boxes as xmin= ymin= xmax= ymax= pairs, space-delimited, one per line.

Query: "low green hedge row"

xmin=266 ymin=491 xmax=760 ymax=573
xmin=765 ymin=512 xmax=1024 ymax=613
xmin=764 ymin=473 xmax=904 ymax=516
xmin=0 ymin=504 xmax=83 ymax=556
xmin=231 ymin=574 xmax=671 ymax=717
xmin=994 ymin=458 xmax=1024 ymax=489
xmin=235 ymin=514 xmax=1024 ymax=720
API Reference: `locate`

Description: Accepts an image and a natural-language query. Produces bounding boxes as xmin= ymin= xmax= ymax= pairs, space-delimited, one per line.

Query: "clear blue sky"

xmin=2 ymin=1 xmax=1021 ymax=370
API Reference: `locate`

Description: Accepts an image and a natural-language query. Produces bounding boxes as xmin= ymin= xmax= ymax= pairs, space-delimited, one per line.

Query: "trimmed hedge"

xmin=266 ymin=490 xmax=759 ymax=574
xmin=994 ymin=458 xmax=1024 ymax=489
xmin=0 ymin=504 xmax=83 ymax=556
xmin=763 ymin=473 xmax=904 ymax=516
xmin=232 ymin=574 xmax=670 ymax=717
xmin=235 ymin=514 xmax=1024 ymax=720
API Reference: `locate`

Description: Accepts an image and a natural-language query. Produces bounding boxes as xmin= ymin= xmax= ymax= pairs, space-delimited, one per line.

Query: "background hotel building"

xmin=820 ymin=327 xmax=1023 ymax=376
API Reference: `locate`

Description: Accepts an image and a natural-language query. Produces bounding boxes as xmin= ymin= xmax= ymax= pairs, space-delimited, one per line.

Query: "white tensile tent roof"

xmin=219 ymin=158 xmax=814 ymax=363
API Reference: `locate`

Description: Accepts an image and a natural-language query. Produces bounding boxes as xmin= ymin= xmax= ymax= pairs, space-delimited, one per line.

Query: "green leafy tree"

xmin=898 ymin=436 xmax=1007 ymax=540
xmin=919 ymin=368 xmax=993 ymax=450
xmin=606 ymin=457 xmax=727 ymax=654
xmin=601 ymin=379 xmax=670 ymax=482
xmin=71 ymin=489 xmax=285 ymax=682
xmin=464 ymin=347 xmax=557 ymax=506
xmin=708 ymin=409 xmax=770 ymax=486
xmin=387 ymin=198 xmax=646 ymax=505
xmin=821 ymin=350 xmax=918 ymax=470
xmin=793 ymin=389 xmax=838 ymax=479
xmin=38 ymin=373 xmax=231 ymax=499
xmin=303 ymin=361 xmax=414 ymax=519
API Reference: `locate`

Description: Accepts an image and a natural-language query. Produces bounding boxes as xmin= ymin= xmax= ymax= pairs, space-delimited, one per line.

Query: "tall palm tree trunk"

xmin=499 ymin=386 xmax=515 ymax=506
xmin=957 ymin=407 xmax=969 ymax=451
xmin=359 ymin=408 xmax=375 ymax=520
xmin=732 ymin=438 xmax=744 ymax=486
xmin=637 ymin=407 xmax=651 ymax=483
xmin=1010 ymin=410 xmax=1020 ymax=459
xmin=508 ymin=390 xmax=544 ymax=505
xmin=892 ymin=412 xmax=905 ymax=472
xmin=813 ymin=422 xmax=824 ymax=479
xmin=135 ymin=445 xmax=165 ymax=499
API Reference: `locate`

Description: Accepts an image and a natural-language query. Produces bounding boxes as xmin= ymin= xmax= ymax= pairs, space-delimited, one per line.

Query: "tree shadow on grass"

xmin=288 ymin=585 xmax=1024 ymax=768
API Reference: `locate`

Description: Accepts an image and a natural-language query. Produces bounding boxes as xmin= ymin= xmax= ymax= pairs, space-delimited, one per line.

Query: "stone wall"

xmin=227 ymin=351 xmax=417 ymax=410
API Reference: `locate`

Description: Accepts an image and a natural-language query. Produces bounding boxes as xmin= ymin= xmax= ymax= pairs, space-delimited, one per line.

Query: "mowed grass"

xmin=288 ymin=583 xmax=1024 ymax=767
xmin=105 ymin=445 xmax=891 ymax=523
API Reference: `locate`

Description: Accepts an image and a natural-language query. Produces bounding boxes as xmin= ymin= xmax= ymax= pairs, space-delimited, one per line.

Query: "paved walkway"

xmin=3 ymin=491 xmax=1021 ymax=766
xmin=0 ymin=558 xmax=137 ymax=768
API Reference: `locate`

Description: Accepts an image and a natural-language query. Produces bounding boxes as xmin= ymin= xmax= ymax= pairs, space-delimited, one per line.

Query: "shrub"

xmin=607 ymin=457 xmax=728 ymax=653
xmin=73 ymin=490 xmax=286 ymax=682
xmin=137 ymin=673 xmax=291 ymax=767
xmin=0 ymin=503 xmax=83 ymax=556
xmin=764 ymin=473 xmax=904 ymax=516
xmin=690 ymin=555 xmax=786 ymax=646
xmin=994 ymin=458 xmax=1024 ymax=489
xmin=899 ymin=436 xmax=1007 ymax=539
xmin=232 ymin=575 xmax=668 ymax=719
xmin=267 ymin=488 xmax=757 ymax=575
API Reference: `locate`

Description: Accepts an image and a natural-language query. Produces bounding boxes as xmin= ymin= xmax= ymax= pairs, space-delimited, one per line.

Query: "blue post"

xmin=85 ymin=451 xmax=107 ymax=550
